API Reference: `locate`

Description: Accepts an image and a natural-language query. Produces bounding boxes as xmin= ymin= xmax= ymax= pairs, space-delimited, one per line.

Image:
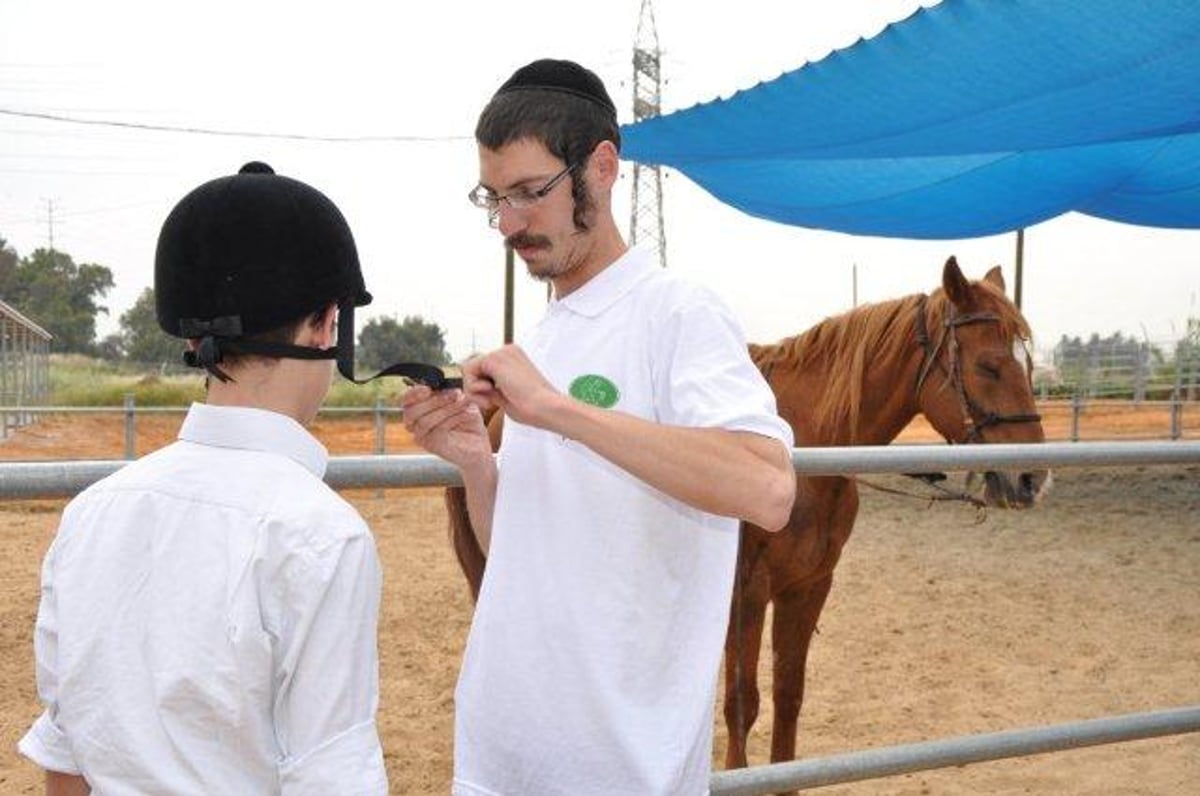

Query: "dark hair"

xmin=475 ymin=90 xmax=620 ymax=230
xmin=206 ymin=306 xmax=330 ymax=377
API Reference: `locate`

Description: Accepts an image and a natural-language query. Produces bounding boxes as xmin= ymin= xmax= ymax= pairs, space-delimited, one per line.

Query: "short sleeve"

xmin=652 ymin=285 xmax=794 ymax=447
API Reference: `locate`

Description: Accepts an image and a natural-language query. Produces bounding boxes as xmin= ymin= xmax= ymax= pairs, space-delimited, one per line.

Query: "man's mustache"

xmin=505 ymin=233 xmax=551 ymax=250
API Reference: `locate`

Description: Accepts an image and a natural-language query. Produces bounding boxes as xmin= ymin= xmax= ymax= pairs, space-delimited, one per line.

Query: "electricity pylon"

xmin=630 ymin=0 xmax=667 ymax=268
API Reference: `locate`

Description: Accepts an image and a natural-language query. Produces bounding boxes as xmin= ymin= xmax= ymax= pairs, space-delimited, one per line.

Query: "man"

xmin=19 ymin=162 xmax=388 ymax=795
xmin=403 ymin=60 xmax=796 ymax=795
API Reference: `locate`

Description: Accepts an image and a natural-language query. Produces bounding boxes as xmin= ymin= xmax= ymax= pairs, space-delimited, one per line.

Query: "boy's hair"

xmin=476 ymin=60 xmax=620 ymax=230
xmin=206 ymin=306 xmax=329 ymax=374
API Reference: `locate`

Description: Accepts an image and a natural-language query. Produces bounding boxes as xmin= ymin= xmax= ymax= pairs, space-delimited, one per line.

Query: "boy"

xmin=19 ymin=162 xmax=388 ymax=794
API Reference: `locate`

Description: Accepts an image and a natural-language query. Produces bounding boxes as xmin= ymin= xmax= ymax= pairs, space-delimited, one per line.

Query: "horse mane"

xmin=750 ymin=278 xmax=1031 ymax=444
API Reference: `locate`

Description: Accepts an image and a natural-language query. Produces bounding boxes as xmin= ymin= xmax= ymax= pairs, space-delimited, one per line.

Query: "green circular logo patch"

xmin=569 ymin=374 xmax=620 ymax=408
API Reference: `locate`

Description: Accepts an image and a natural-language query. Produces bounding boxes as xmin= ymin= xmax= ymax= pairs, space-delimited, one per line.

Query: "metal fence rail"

xmin=786 ymin=439 xmax=1200 ymax=474
xmin=710 ymin=705 xmax=1200 ymax=795
xmin=1 ymin=440 xmax=1198 ymax=499
xmin=2 ymin=440 xmax=1197 ymax=791
xmin=1034 ymin=335 xmax=1200 ymax=402
xmin=0 ymin=401 xmax=405 ymax=459
xmin=1 ymin=398 xmax=1195 ymax=464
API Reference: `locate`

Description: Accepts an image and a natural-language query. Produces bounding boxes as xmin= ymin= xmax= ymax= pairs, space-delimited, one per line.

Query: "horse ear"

xmin=942 ymin=256 xmax=969 ymax=306
xmin=983 ymin=265 xmax=1007 ymax=293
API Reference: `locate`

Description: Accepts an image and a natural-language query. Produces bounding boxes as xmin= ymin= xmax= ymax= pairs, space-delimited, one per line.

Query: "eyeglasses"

xmin=468 ymin=164 xmax=574 ymax=227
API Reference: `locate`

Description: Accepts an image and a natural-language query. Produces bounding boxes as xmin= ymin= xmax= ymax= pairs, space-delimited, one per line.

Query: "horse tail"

xmin=445 ymin=485 xmax=486 ymax=602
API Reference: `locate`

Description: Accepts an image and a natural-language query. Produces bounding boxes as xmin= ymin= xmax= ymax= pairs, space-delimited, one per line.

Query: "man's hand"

xmin=401 ymin=386 xmax=493 ymax=471
xmin=462 ymin=345 xmax=564 ymax=430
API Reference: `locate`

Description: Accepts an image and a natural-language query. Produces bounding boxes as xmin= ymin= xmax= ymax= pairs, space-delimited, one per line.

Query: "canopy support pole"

xmin=1014 ymin=228 xmax=1025 ymax=310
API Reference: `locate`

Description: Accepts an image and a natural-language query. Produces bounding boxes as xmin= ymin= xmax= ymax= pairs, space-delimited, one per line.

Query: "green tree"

xmin=119 ymin=287 xmax=184 ymax=367
xmin=0 ymin=245 xmax=114 ymax=353
xmin=357 ymin=315 xmax=451 ymax=370
xmin=96 ymin=333 xmax=126 ymax=361
xmin=0 ymin=236 xmax=18 ymax=287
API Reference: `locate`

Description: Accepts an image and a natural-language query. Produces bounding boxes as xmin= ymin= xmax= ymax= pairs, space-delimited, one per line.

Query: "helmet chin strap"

xmin=182 ymin=303 xmax=460 ymax=390
xmin=333 ymin=302 xmax=463 ymax=389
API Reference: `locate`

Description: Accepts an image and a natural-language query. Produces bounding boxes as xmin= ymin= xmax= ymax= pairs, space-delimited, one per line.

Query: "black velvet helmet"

xmin=155 ymin=161 xmax=371 ymax=340
xmin=153 ymin=161 xmax=460 ymax=389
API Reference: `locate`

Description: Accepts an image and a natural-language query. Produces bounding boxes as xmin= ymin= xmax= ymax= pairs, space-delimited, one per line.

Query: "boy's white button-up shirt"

xmin=19 ymin=403 xmax=387 ymax=795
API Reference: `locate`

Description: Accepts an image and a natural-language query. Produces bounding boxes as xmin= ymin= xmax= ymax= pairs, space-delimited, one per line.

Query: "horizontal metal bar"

xmin=0 ymin=406 xmax=182 ymax=414
xmin=329 ymin=454 xmax=462 ymax=489
xmin=0 ymin=460 xmax=127 ymax=500
xmin=710 ymin=705 xmax=1200 ymax=795
xmin=0 ymin=455 xmax=463 ymax=500
xmin=1 ymin=441 xmax=1197 ymax=500
xmin=0 ymin=398 xmax=1192 ymax=416
xmin=789 ymin=440 xmax=1200 ymax=474
xmin=0 ymin=405 xmax=405 ymax=415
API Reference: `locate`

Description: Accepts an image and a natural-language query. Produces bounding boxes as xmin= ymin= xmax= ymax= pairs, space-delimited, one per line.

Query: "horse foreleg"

xmin=722 ymin=555 xmax=769 ymax=770
xmin=770 ymin=576 xmax=834 ymax=769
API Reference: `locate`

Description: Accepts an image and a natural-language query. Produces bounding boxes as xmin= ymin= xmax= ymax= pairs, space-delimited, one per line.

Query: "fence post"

xmin=124 ymin=393 xmax=136 ymax=460
xmin=1171 ymin=364 xmax=1183 ymax=440
xmin=1134 ymin=343 xmax=1148 ymax=404
xmin=1071 ymin=390 xmax=1082 ymax=442
xmin=374 ymin=397 xmax=386 ymax=456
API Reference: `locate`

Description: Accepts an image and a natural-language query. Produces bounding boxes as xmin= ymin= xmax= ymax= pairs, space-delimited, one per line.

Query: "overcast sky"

xmin=2 ymin=0 xmax=1198 ymax=363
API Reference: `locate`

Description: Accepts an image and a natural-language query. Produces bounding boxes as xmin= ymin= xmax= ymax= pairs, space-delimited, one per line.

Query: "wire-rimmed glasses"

xmin=468 ymin=164 xmax=574 ymax=227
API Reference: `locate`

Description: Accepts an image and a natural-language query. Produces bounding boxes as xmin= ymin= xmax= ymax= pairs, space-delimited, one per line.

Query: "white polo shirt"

xmin=453 ymin=246 xmax=793 ymax=795
xmin=19 ymin=403 xmax=387 ymax=795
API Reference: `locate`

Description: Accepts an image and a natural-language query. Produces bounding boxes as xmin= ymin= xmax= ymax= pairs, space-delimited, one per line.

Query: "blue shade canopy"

xmin=620 ymin=0 xmax=1200 ymax=239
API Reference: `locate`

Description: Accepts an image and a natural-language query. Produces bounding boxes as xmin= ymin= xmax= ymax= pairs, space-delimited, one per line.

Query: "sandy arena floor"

xmin=1 ymin=408 xmax=1197 ymax=794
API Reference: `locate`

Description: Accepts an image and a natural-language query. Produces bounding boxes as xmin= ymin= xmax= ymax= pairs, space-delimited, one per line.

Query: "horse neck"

xmin=855 ymin=331 xmax=925 ymax=445
xmin=760 ymin=295 xmax=927 ymax=446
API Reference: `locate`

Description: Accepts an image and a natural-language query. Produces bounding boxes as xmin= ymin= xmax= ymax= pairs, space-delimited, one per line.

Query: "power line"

xmin=0 ymin=199 xmax=163 ymax=226
xmin=0 ymin=108 xmax=470 ymax=143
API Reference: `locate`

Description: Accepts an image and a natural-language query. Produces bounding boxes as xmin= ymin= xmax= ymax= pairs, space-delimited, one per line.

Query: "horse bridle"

xmin=914 ymin=294 xmax=1041 ymax=443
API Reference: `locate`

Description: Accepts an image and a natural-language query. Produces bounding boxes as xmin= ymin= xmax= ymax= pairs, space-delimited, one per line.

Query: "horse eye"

xmin=976 ymin=362 xmax=1002 ymax=380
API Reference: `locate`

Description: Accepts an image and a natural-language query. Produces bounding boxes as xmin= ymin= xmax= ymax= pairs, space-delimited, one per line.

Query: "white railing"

xmin=1 ymin=397 xmax=1195 ymax=462
xmin=710 ymin=706 xmax=1200 ymax=795
xmin=0 ymin=441 xmax=1198 ymax=499
xmin=2 ymin=440 xmax=1197 ymax=792
xmin=0 ymin=400 xmax=403 ymax=459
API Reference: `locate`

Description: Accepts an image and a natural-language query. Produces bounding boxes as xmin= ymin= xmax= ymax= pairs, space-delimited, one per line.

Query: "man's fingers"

xmin=402 ymin=390 xmax=464 ymax=436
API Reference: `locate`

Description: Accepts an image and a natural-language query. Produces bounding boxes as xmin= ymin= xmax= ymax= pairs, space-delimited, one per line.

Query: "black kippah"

xmin=495 ymin=58 xmax=616 ymax=118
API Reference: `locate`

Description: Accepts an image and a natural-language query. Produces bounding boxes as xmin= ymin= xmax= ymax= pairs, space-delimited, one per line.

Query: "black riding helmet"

xmin=156 ymin=161 xmax=459 ymax=389
xmin=155 ymin=161 xmax=368 ymax=381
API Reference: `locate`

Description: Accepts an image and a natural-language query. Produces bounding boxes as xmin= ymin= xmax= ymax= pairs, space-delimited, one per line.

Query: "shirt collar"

xmin=177 ymin=403 xmax=329 ymax=479
xmin=554 ymin=245 xmax=656 ymax=318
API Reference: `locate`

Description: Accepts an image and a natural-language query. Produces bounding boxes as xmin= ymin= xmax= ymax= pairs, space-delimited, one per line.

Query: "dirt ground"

xmin=1 ymin=406 xmax=1197 ymax=794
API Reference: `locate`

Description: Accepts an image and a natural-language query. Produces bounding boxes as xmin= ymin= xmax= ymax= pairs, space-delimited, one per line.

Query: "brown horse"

xmin=721 ymin=256 xmax=1049 ymax=786
xmin=443 ymin=256 xmax=1050 ymax=780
